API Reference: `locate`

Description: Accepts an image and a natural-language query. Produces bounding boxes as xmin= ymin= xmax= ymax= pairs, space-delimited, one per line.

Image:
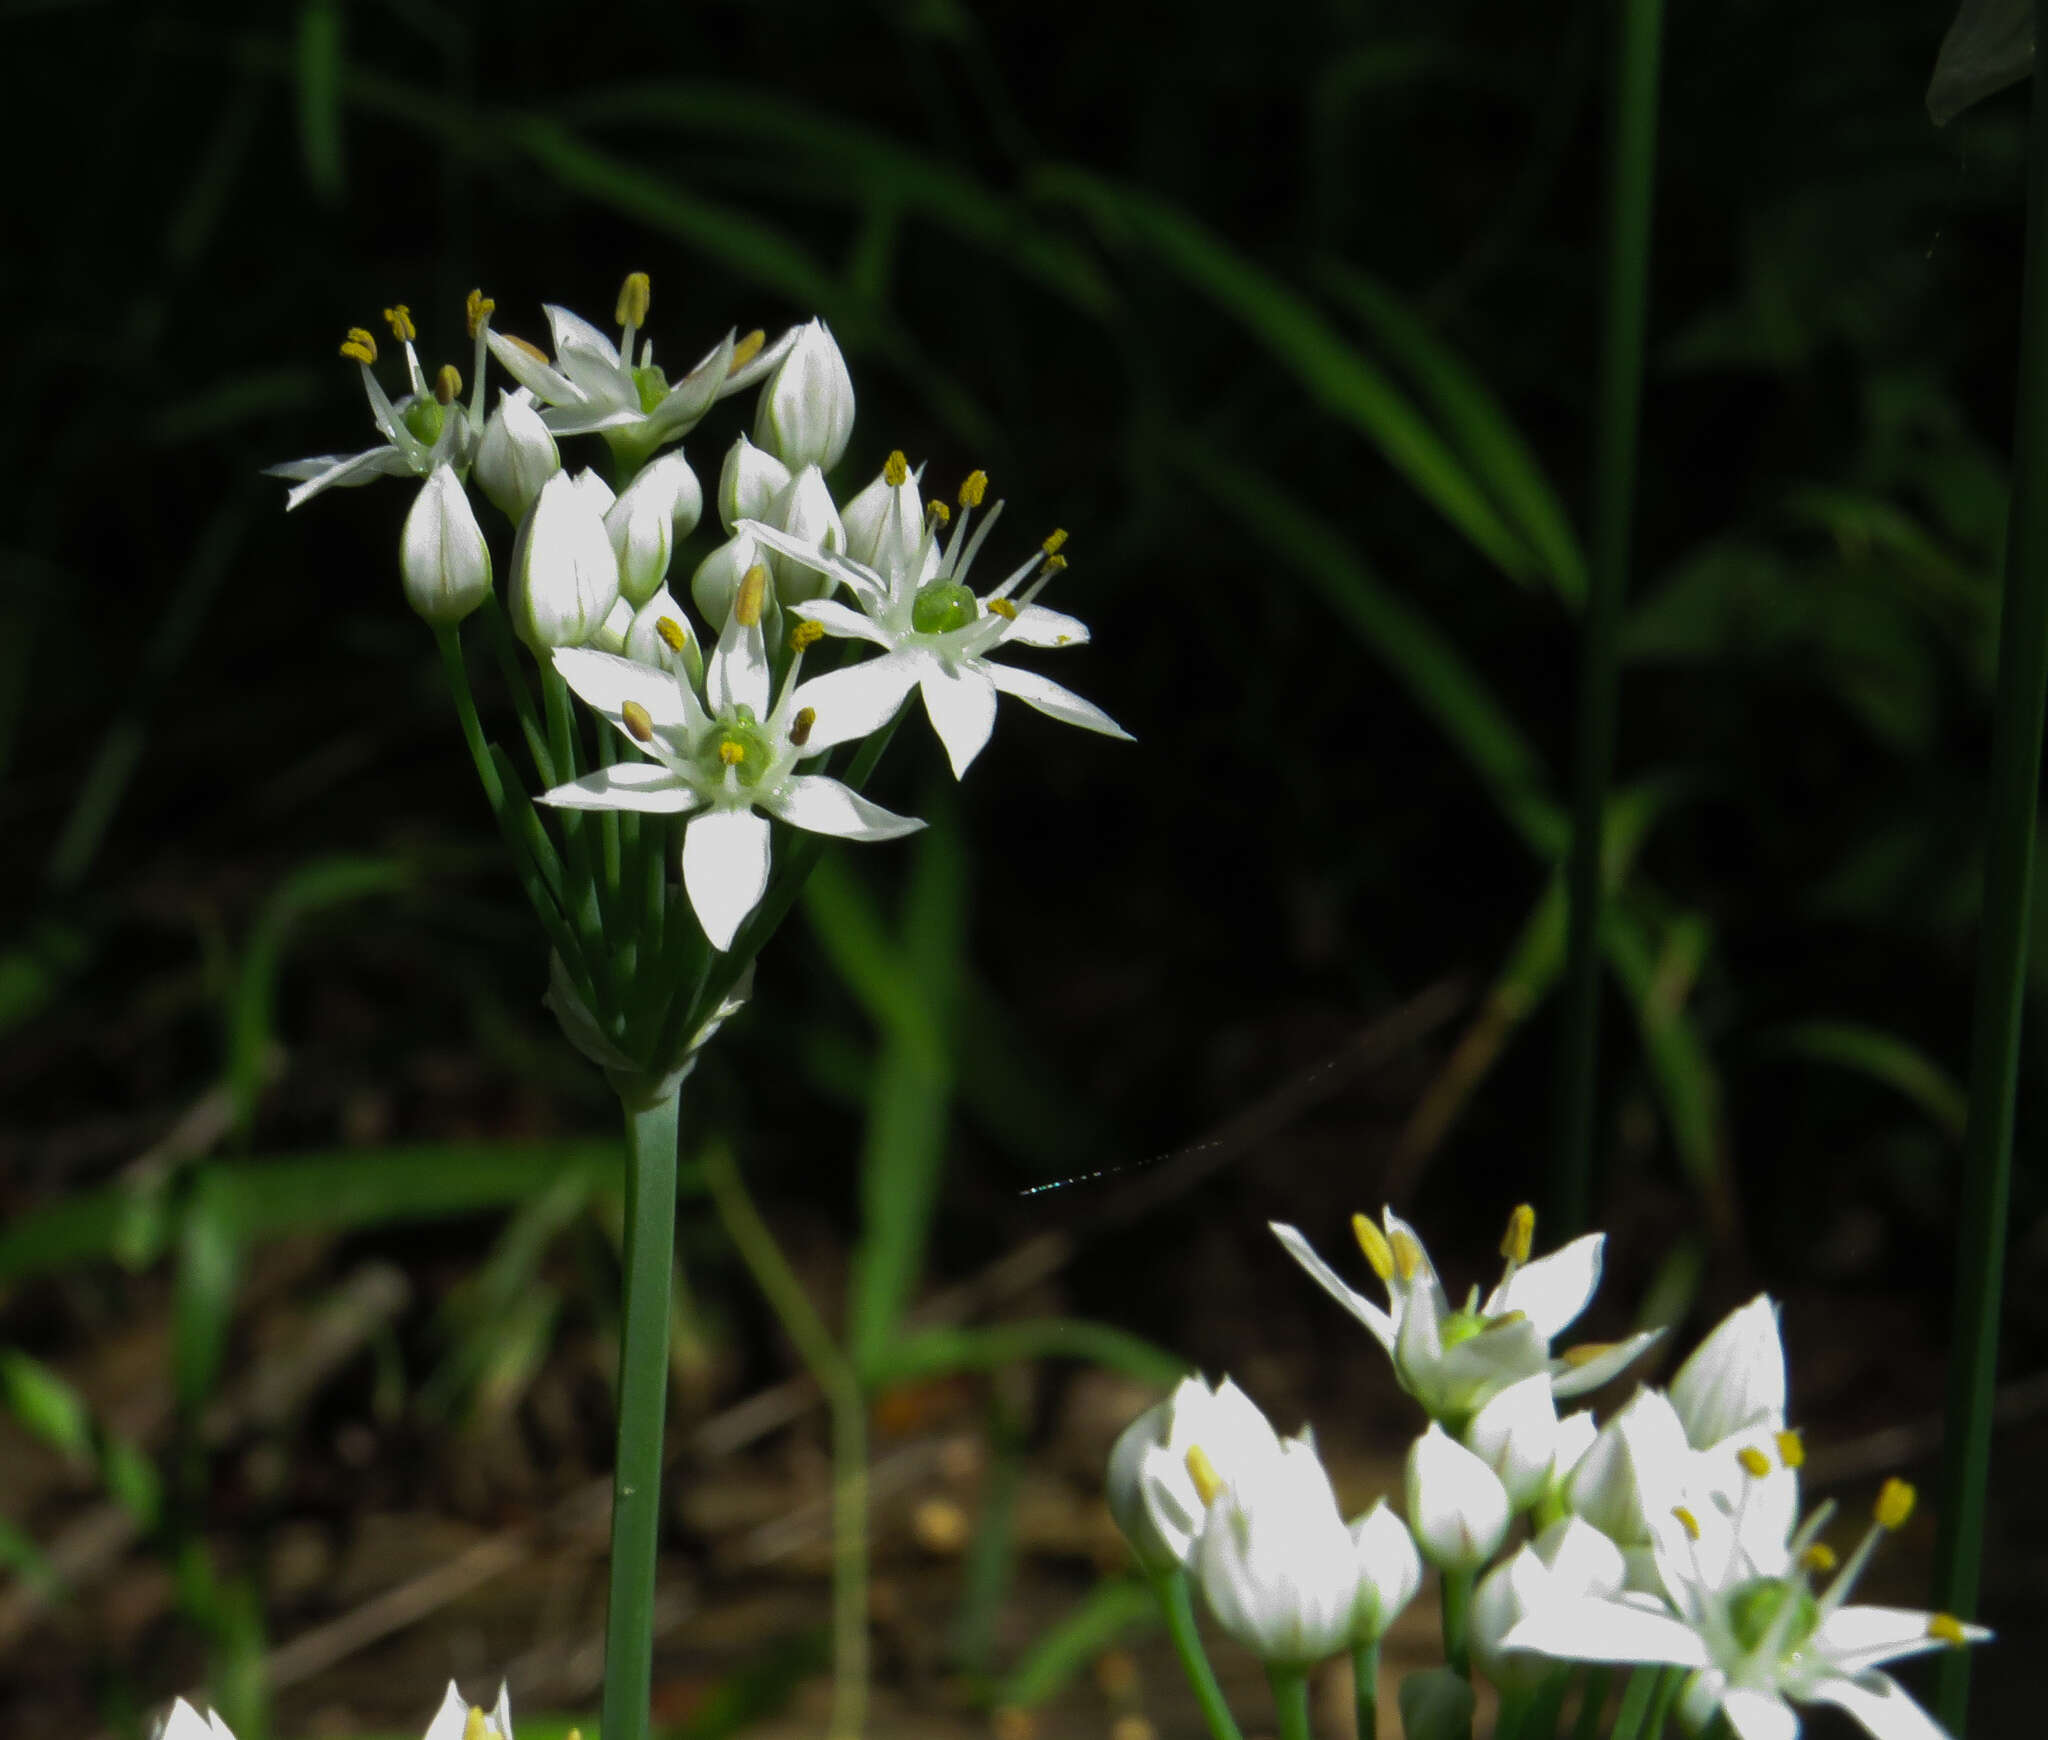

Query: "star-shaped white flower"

xmin=156 ymin=1701 xmax=237 ymax=1740
xmin=1271 ymin=1204 xmax=1662 ymax=1428
xmin=421 ymin=1679 xmax=514 ymax=1740
xmin=268 ymin=299 xmax=487 ymax=510
xmin=740 ymin=456 xmax=1131 ymax=778
xmin=537 ymin=573 xmax=922 ymax=951
xmin=485 ymin=274 xmax=794 ymax=452
xmin=1502 ymin=1475 xmax=1990 ymax=1740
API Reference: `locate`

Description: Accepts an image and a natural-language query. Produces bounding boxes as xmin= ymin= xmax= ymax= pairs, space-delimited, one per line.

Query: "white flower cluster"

xmin=1108 ymin=1204 xmax=1991 ymax=1740
xmin=271 ymin=278 xmax=1128 ymax=953
xmin=157 ymin=1681 xmax=517 ymax=1740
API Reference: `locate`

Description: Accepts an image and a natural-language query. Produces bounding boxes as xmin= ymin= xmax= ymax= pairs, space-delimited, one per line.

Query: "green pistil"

xmin=1726 ymin=1577 xmax=1819 ymax=1657
xmin=710 ymin=709 xmax=773 ymax=788
xmin=1439 ymin=1309 xmax=1489 ymax=1352
xmin=911 ymin=580 xmax=978 ymax=634
xmin=632 ymin=364 xmax=669 ymax=414
xmin=401 ymin=396 xmax=445 ymax=445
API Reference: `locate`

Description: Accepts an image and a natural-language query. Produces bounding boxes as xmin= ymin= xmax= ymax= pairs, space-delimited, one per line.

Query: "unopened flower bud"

xmin=511 ymin=470 xmax=620 ymax=650
xmin=400 ymin=467 xmax=492 ymax=626
xmin=625 ymin=586 xmax=703 ymax=690
xmin=1463 ymin=1374 xmax=1560 ymax=1513
xmin=840 ymin=449 xmax=926 ymax=574
xmin=691 ymin=529 xmax=761 ymax=629
xmin=1348 ymin=1499 xmax=1423 ymax=1647
xmin=591 ymin=594 xmax=635 ymax=655
xmin=604 ymin=451 xmax=701 ymax=606
xmin=474 ymin=389 xmax=560 ymax=522
xmin=765 ymin=464 xmax=845 ymax=605
xmin=1406 ymin=1423 xmax=1511 ymax=1571
xmin=718 ymin=433 xmax=792 ymax=534
xmin=753 ymin=318 xmax=855 ymax=471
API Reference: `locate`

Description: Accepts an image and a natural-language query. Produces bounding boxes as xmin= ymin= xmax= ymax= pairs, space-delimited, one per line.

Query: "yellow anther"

xmin=1671 ymin=1505 xmax=1701 ymax=1541
xmin=1928 ymin=1612 xmax=1968 ymax=1648
xmin=656 ymin=616 xmax=689 ymax=653
xmin=728 ymin=329 xmax=766 ymax=373
xmin=621 ymin=701 xmax=655 ymax=743
xmin=1875 ymin=1478 xmax=1916 ymax=1531
xmin=1561 ymin=1340 xmax=1618 ymax=1368
xmin=1349 ymin=1213 xmax=1394 ymax=1281
xmin=1184 ymin=1445 xmax=1224 ymax=1508
xmin=1041 ymin=552 xmax=1069 ymax=574
xmin=1389 ymin=1229 xmax=1423 ymax=1284
xmin=1042 ymin=527 xmax=1069 ymax=555
xmin=434 ymin=364 xmax=462 ymax=405
xmin=1800 ymin=1543 xmax=1838 ymax=1575
xmin=986 ymin=597 xmax=1018 ymax=620
xmin=1737 ymin=1446 xmax=1773 ymax=1480
xmin=1500 ymin=1203 xmax=1535 ymax=1266
xmin=502 ymin=333 xmax=550 ymax=363
xmin=790 ymin=619 xmax=825 ymax=652
xmin=384 ymin=304 xmax=417 ymax=342
xmin=340 ymin=327 xmax=378 ymax=366
xmin=1774 ymin=1430 xmax=1805 ymax=1471
xmin=719 ymin=740 xmax=746 ymax=766
xmin=1487 ymin=1309 xmax=1528 ymax=1331
xmin=884 ymin=450 xmax=910 ymax=488
xmin=790 ymin=706 xmax=817 ymax=748
xmin=616 ymin=271 xmax=651 ymax=328
xmin=959 ymin=469 xmax=989 ymax=508
xmin=462 ymin=1710 xmax=487 ymax=1740
xmin=928 ymin=499 xmax=952 ymax=526
xmin=735 ymin=565 xmax=768 ymax=628
xmin=465 ymin=288 xmax=496 ymax=339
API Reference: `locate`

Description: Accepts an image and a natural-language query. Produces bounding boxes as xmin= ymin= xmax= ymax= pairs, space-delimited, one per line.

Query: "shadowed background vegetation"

xmin=4 ymin=0 xmax=2045 ymax=1733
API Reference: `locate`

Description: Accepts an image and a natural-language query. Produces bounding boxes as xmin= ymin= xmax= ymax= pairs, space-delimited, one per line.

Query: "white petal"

xmin=793 ymin=597 xmax=893 ymax=646
xmin=1549 ymin=1328 xmax=1665 ymax=1398
xmin=1806 ymin=1674 xmax=1949 ymax=1740
xmin=538 ymin=762 xmax=700 ymax=814
xmin=1486 ymin=1232 xmax=1605 ymax=1339
xmin=544 ymin=302 xmax=629 ymax=399
xmin=1817 ymin=1605 xmax=1991 ymax=1674
xmin=707 ymin=609 xmax=771 ymax=719
xmin=1720 ymin=1689 xmax=1799 ymax=1740
xmin=419 ymin=1684 xmax=471 ymax=1740
xmin=551 ymin=647 xmax=697 ymax=736
xmin=683 ymin=805 xmax=772 ymax=951
xmin=1269 ymin=1222 xmax=1396 ymax=1352
xmin=276 ymin=445 xmax=412 ymax=509
xmin=1670 ymin=1293 xmax=1787 ymax=1448
xmin=985 ymin=660 xmax=1131 ymax=741
xmin=759 ymin=774 xmax=924 ymax=841
xmin=159 ymin=1702 xmax=220 ymax=1740
xmin=1499 ymin=1596 xmax=1711 ymax=1667
xmin=741 ymin=518 xmax=889 ymax=604
xmin=921 ymin=659 xmax=1000 ymax=778
xmin=1000 ymin=603 xmax=1092 ymax=648
xmin=486 ymin=328 xmax=583 ymax=405
xmin=790 ymin=653 xmax=922 ymax=751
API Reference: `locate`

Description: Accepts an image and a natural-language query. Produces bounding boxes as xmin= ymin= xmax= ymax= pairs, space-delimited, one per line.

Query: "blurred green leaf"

xmin=174 ymin=1169 xmax=242 ymax=1415
xmin=0 ymin=1350 xmax=95 ymax=1464
xmin=994 ymin=1575 xmax=1156 ymax=1708
xmin=1759 ymin=1020 xmax=1969 ymax=1140
xmin=0 ymin=919 xmax=92 ymax=1037
xmin=874 ymin=1319 xmax=1187 ymax=1388
xmin=294 ymin=0 xmax=345 ymax=201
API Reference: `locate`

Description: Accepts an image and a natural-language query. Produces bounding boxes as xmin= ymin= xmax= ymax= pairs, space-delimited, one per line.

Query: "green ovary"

xmin=912 ymin=581 xmax=979 ymax=634
xmin=633 ymin=364 xmax=669 ymax=414
xmin=709 ymin=712 xmax=774 ymax=788
xmin=1726 ymin=1577 xmax=1819 ymax=1656
xmin=1439 ymin=1310 xmax=1489 ymax=1352
xmin=401 ymin=397 xmax=445 ymax=446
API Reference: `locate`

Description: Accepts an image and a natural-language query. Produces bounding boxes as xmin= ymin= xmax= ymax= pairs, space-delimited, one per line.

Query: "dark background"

xmin=3 ymin=0 xmax=2045 ymax=1734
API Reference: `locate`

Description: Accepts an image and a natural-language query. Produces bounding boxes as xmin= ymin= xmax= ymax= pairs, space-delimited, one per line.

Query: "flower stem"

xmin=1554 ymin=0 xmax=1664 ymax=1238
xmin=1440 ymin=1566 xmax=1475 ymax=1678
xmin=1352 ymin=1640 xmax=1380 ymax=1740
xmin=701 ymin=1137 xmax=869 ymax=1740
xmin=1152 ymin=1570 xmax=1244 ymax=1740
xmin=1265 ymin=1665 xmax=1312 ymax=1740
xmin=1640 ymin=1666 xmax=1683 ymax=1740
xmin=599 ymin=1085 xmax=681 ymax=1740
xmin=1606 ymin=1665 xmax=1660 ymax=1740
xmin=1568 ymin=1666 xmax=1612 ymax=1740
xmin=473 ymin=591 xmax=556 ymax=784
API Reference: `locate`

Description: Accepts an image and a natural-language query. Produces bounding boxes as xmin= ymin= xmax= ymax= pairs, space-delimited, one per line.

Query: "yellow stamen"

xmin=1042 ymin=528 xmax=1069 ymax=555
xmin=503 ymin=333 xmax=550 ymax=363
xmin=791 ymin=706 xmax=816 ymax=748
xmin=616 ymin=272 xmax=651 ymax=328
xmin=1389 ymin=1229 xmax=1423 ymax=1284
xmin=465 ymin=288 xmax=496 ymax=339
xmin=1351 ymin=1213 xmax=1395 ymax=1282
xmin=735 ymin=565 xmax=768 ymax=628
xmin=1487 ymin=1309 xmax=1527 ymax=1331
xmin=790 ymin=619 xmax=825 ymax=652
xmin=1561 ymin=1340 xmax=1618 ymax=1368
xmin=959 ymin=469 xmax=989 ymax=509
xmin=1928 ymin=1612 xmax=1968 ymax=1647
xmin=1737 ymin=1446 xmax=1772 ymax=1480
xmin=1500 ymin=1203 xmax=1535 ymax=1266
xmin=621 ymin=701 xmax=655 ymax=743
xmin=729 ymin=329 xmax=766 ymax=373
xmin=928 ymin=500 xmax=951 ymax=526
xmin=340 ymin=327 xmax=378 ymax=366
xmin=1774 ymin=1430 xmax=1805 ymax=1470
xmin=719 ymin=740 xmax=746 ymax=766
xmin=1672 ymin=1505 xmax=1701 ymax=1541
xmin=656 ymin=616 xmax=689 ymax=653
xmin=884 ymin=450 xmax=910 ymax=488
xmin=384 ymin=304 xmax=416 ymax=342
xmin=986 ymin=597 xmax=1018 ymax=620
xmin=1800 ymin=1543 xmax=1838 ymax=1574
xmin=1875 ymin=1478 xmax=1916 ymax=1531
xmin=462 ymin=1711 xmax=487 ymax=1740
xmin=1041 ymin=552 xmax=1068 ymax=574
xmin=434 ymin=364 xmax=462 ymax=405
xmin=1184 ymin=1445 xmax=1224 ymax=1508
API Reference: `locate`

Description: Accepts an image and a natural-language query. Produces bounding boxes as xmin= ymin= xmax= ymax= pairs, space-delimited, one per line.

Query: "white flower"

xmin=1503 ymin=1477 xmax=1991 ymax=1740
xmin=474 ymin=387 xmax=561 ymax=522
xmin=1272 ymin=1204 xmax=1662 ymax=1428
xmin=268 ymin=304 xmax=481 ymax=509
xmin=1566 ymin=1388 xmax=1692 ymax=1556
xmin=763 ymin=464 xmax=847 ymax=606
xmin=624 ymin=585 xmax=704 ymax=689
xmin=1106 ymin=1374 xmax=1284 ymax=1577
xmin=753 ymin=318 xmax=856 ymax=471
xmin=743 ymin=460 xmax=1129 ymax=778
xmin=1188 ymin=1428 xmax=1370 ymax=1666
xmin=1349 ymin=1497 xmax=1424 ymax=1646
xmin=692 ymin=527 xmax=763 ymax=630
xmin=839 ymin=452 xmax=924 ymax=570
xmin=1671 ymin=1294 xmax=1786 ymax=1450
xmin=605 ymin=450 xmax=702 ymax=607
xmin=537 ymin=573 xmax=922 ymax=951
xmin=421 ymin=1679 xmax=514 ymax=1740
xmin=1464 ymin=1371 xmax=1560 ymax=1512
xmin=485 ymin=274 xmax=793 ymax=458
xmin=718 ymin=433 xmax=792 ymax=533
xmin=1406 ymin=1422 xmax=1511 ymax=1571
xmin=512 ymin=470 xmax=621 ymax=650
xmin=400 ymin=465 xmax=493 ymax=626
xmin=156 ymin=1701 xmax=236 ymax=1740
xmin=1472 ymin=1518 xmax=1626 ymax=1693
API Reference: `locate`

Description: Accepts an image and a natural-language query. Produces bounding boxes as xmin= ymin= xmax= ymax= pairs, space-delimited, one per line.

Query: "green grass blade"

xmin=174 ymin=1170 xmax=242 ymax=1415
xmin=294 ymin=0 xmax=344 ymax=202
xmin=994 ymin=1576 xmax=1157 ymax=1709
xmin=873 ymin=1320 xmax=1188 ymax=1389
xmin=1759 ymin=1021 xmax=1969 ymax=1141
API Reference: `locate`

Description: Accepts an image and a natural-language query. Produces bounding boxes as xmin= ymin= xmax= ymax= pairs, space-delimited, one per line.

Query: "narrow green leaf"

xmin=1759 ymin=1021 xmax=1969 ymax=1141
xmin=873 ymin=1320 xmax=1188 ymax=1389
xmin=294 ymin=0 xmax=344 ymax=202
xmin=994 ymin=1576 xmax=1157 ymax=1708
xmin=0 ymin=1351 xmax=95 ymax=1463
xmin=174 ymin=1171 xmax=242 ymax=1415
